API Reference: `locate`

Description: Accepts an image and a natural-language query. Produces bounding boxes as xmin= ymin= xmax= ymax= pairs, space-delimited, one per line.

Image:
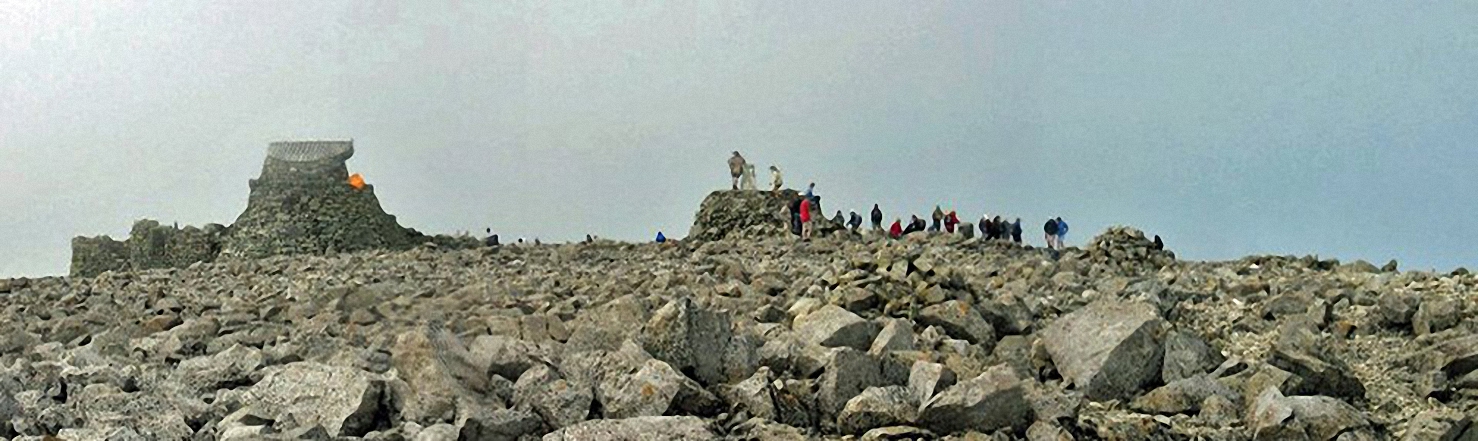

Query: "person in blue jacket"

xmin=1055 ymin=217 xmax=1068 ymax=248
xmin=656 ymin=232 xmax=667 ymax=243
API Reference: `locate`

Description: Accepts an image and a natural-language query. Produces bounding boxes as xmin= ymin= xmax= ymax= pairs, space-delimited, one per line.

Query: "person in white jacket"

xmin=769 ymin=165 xmax=784 ymax=194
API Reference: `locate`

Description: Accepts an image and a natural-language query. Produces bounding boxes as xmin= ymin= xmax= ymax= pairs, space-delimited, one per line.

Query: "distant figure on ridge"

xmin=740 ymin=163 xmax=758 ymax=190
xmin=832 ymin=210 xmax=845 ymax=226
xmin=931 ymin=206 xmax=944 ymax=232
xmin=788 ymin=197 xmax=804 ymax=236
xmin=656 ymin=231 xmax=667 ymax=243
xmin=889 ymin=218 xmax=904 ymax=239
xmin=980 ymin=215 xmax=993 ymax=239
xmin=945 ymin=211 xmax=960 ymax=234
xmin=1044 ymin=218 xmax=1060 ymax=249
xmin=871 ymin=204 xmax=884 ymax=231
xmin=848 ymin=211 xmax=863 ymax=232
xmin=770 ymin=166 xmax=784 ymax=194
xmin=1153 ymin=235 xmax=1164 ymax=251
xmin=728 ymin=152 xmax=747 ymax=190
xmin=805 ymin=182 xmax=816 ymax=199
xmin=1012 ymin=218 xmax=1023 ymax=243
xmin=799 ymin=197 xmax=814 ymax=240
xmin=1055 ymin=217 xmax=1069 ymax=248
xmin=484 ymin=228 xmax=499 ymax=247
xmin=994 ymin=216 xmax=1007 ymax=242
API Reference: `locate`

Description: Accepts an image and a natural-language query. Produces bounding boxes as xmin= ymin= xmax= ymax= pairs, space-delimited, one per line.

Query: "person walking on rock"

xmin=889 ymin=218 xmax=904 ymax=239
xmin=1055 ymin=217 xmax=1069 ymax=248
xmin=871 ymin=204 xmax=884 ymax=231
xmin=1012 ymin=218 xmax=1023 ymax=243
xmin=799 ymin=197 xmax=814 ymax=240
xmin=728 ymin=152 xmax=746 ymax=190
xmin=931 ymin=206 xmax=944 ymax=232
xmin=770 ymin=165 xmax=784 ymax=194
xmin=1044 ymin=218 xmax=1060 ymax=249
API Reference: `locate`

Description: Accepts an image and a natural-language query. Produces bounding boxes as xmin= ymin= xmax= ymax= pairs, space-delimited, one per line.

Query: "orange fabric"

xmin=348 ymin=173 xmax=365 ymax=190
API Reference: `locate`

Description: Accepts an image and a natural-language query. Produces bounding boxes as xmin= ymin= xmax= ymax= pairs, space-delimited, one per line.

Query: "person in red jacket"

xmin=798 ymin=197 xmax=814 ymax=240
xmin=944 ymin=211 xmax=960 ymax=233
xmin=889 ymin=218 xmax=903 ymax=239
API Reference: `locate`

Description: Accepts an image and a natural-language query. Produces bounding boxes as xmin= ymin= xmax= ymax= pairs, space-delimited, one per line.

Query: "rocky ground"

xmin=2 ymin=225 xmax=1477 ymax=440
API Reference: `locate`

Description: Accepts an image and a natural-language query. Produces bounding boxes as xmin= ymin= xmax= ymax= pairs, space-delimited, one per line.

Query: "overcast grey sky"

xmin=3 ymin=1 xmax=1476 ymax=277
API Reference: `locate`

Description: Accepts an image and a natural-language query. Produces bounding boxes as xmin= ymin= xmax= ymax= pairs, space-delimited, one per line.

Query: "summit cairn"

xmin=221 ymin=140 xmax=416 ymax=258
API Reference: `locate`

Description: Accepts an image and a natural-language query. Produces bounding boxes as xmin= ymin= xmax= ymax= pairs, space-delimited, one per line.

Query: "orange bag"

xmin=348 ymin=173 xmax=365 ymax=190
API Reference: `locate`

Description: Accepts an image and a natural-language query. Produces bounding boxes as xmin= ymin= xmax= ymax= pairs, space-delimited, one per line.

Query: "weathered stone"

xmin=541 ymin=416 xmax=717 ymax=441
xmin=917 ymin=364 xmax=1031 ymax=435
xmin=908 ymin=360 xmax=957 ymax=404
xmin=637 ymin=298 xmax=740 ymax=386
xmin=390 ymin=326 xmax=491 ymax=424
xmin=1161 ymin=330 xmax=1226 ymax=383
xmin=564 ymin=296 xmax=650 ymax=354
xmin=1131 ymin=374 xmax=1240 ymax=415
xmin=598 ymin=358 xmax=721 ymax=419
xmin=1248 ymin=387 xmax=1373 ymax=441
xmin=818 ymin=348 xmax=887 ymax=419
xmin=1026 ymin=421 xmax=1074 ymax=441
xmin=869 ymin=318 xmax=916 ymax=355
xmin=722 ymin=367 xmax=778 ymax=420
xmin=917 ymin=300 xmax=995 ymax=346
xmin=1040 ymin=299 xmax=1164 ymax=401
xmin=860 ymin=426 xmax=936 ymax=441
xmin=242 ymin=362 xmax=387 ymax=437
xmin=757 ymin=332 xmax=835 ymax=378
xmin=1414 ymin=298 xmax=1462 ymax=336
xmin=793 ymin=304 xmax=879 ymax=350
xmin=730 ymin=417 xmax=809 ymax=441
xmin=837 ymin=386 xmax=919 ymax=435
xmin=468 ymin=334 xmax=555 ymax=381
xmin=512 ymin=364 xmax=593 ymax=430
xmin=1402 ymin=408 xmax=1471 ymax=441
xmin=1270 ymin=323 xmax=1366 ymax=401
xmin=1376 ymin=291 xmax=1418 ymax=329
xmin=457 ymin=407 xmax=544 ymax=441
xmin=173 ymin=344 xmax=263 ymax=394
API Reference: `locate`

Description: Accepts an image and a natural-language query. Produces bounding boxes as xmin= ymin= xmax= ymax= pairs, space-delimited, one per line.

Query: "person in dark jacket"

xmin=903 ymin=215 xmax=924 ymax=235
xmin=1012 ymin=218 xmax=1023 ymax=243
xmin=789 ymin=198 xmax=804 ymax=236
xmin=484 ymin=228 xmax=500 ymax=247
xmin=870 ymin=204 xmax=884 ymax=231
xmin=848 ymin=211 xmax=863 ymax=232
xmin=1152 ymin=235 xmax=1164 ymax=250
xmin=1044 ymin=218 xmax=1060 ymax=249
xmin=980 ymin=215 xmax=991 ymax=239
xmin=656 ymin=231 xmax=667 ymax=243
xmin=931 ymin=206 xmax=944 ymax=232
xmin=993 ymin=216 xmax=1006 ymax=241
xmin=832 ymin=210 xmax=846 ymax=226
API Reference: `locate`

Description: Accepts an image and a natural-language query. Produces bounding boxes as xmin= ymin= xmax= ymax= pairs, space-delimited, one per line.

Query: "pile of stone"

xmin=69 ymin=141 xmax=452 ymax=278
xmin=10 ymin=219 xmax=1478 ymax=440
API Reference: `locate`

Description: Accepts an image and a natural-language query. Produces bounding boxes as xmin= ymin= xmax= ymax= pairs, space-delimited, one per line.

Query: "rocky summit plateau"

xmin=4 ymin=153 xmax=1478 ymax=440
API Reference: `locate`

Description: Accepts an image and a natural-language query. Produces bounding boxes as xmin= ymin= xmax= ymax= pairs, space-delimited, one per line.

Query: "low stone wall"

xmin=70 ymin=220 xmax=227 ymax=277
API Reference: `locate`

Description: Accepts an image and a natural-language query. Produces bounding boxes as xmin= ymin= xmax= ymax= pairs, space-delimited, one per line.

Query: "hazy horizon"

xmin=3 ymin=1 xmax=1476 ymax=277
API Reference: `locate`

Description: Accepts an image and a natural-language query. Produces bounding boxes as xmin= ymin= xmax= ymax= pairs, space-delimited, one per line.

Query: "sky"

xmin=2 ymin=1 xmax=1476 ymax=277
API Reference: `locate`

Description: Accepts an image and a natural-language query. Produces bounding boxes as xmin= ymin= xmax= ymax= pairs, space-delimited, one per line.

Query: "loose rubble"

xmin=0 ymin=199 xmax=1474 ymax=439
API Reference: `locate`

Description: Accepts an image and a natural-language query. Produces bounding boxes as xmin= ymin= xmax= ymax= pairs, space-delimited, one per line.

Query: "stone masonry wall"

xmin=70 ymin=220 xmax=227 ymax=277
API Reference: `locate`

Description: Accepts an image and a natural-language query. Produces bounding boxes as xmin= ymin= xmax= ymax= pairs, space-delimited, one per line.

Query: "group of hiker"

xmin=730 ymin=152 xmax=1077 ymax=249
